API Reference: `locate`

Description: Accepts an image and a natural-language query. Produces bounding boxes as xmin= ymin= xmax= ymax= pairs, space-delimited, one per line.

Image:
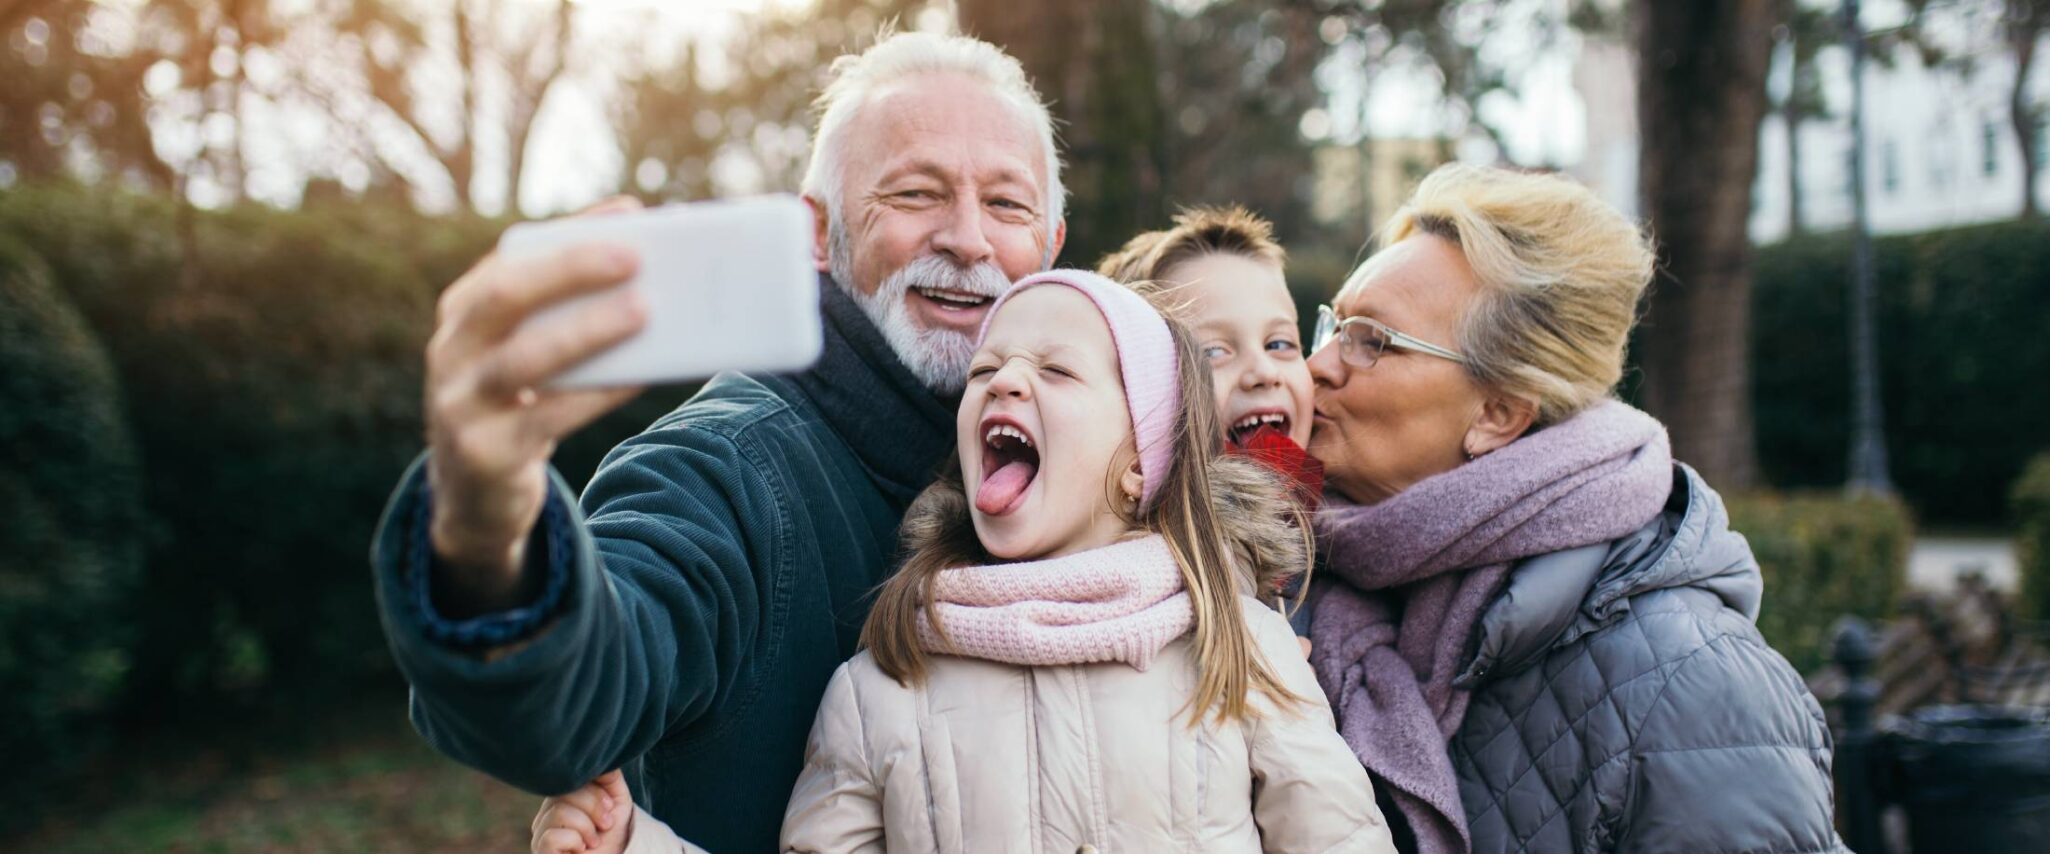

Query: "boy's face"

xmin=1166 ymin=253 xmax=1313 ymax=447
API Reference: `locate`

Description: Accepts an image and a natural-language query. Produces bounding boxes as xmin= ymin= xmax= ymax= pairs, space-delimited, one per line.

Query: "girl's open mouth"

xmin=1228 ymin=410 xmax=1292 ymax=446
xmin=975 ymin=416 xmax=1040 ymax=516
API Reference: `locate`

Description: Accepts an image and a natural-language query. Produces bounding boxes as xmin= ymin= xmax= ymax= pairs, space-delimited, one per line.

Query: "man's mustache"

xmin=883 ymin=256 xmax=1011 ymax=299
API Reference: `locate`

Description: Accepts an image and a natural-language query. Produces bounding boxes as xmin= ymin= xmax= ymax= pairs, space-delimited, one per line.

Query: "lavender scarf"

xmin=1308 ymin=400 xmax=1673 ymax=854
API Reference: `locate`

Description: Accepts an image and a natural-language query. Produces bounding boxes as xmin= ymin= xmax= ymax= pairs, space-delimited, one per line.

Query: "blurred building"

xmin=1572 ymin=33 xmax=2050 ymax=244
xmin=1309 ymin=137 xmax=1452 ymax=238
xmin=1567 ymin=39 xmax=1640 ymax=229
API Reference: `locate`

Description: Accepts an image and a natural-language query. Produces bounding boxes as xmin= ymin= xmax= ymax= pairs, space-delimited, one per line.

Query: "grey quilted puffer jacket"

xmin=1446 ymin=464 xmax=1848 ymax=853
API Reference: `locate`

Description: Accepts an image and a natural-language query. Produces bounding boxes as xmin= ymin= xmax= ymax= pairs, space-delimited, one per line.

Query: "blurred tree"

xmin=0 ymin=1 xmax=176 ymax=189
xmin=137 ymin=0 xmax=289 ymax=202
xmin=2003 ymin=0 xmax=2049 ymax=218
xmin=959 ymin=0 xmax=1335 ymax=266
xmin=1306 ymin=0 xmax=1588 ymax=168
xmin=3 ymin=0 xmax=430 ymax=206
xmin=1775 ymin=0 xmax=1835 ymax=235
xmin=1633 ymin=0 xmax=1776 ymax=491
xmin=335 ymin=0 xmax=575 ymax=213
xmin=611 ymin=40 xmax=721 ymax=202
xmin=957 ymin=0 xmax=1169 ymax=265
xmin=608 ymin=0 xmax=933 ymax=204
xmin=1157 ymin=1 xmax=1325 ymax=245
xmin=504 ymin=0 xmax=572 ymax=212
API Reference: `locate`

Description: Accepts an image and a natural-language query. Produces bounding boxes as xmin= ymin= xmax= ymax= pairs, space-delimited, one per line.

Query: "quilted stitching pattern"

xmin=1448 ymin=586 xmax=1845 ymax=853
xmin=1416 ymin=466 xmax=1850 ymax=854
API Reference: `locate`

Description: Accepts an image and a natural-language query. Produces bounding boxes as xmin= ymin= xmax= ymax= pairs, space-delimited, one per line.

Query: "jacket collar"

xmin=1456 ymin=463 xmax=1764 ymax=686
xmin=764 ymin=274 xmax=959 ymax=505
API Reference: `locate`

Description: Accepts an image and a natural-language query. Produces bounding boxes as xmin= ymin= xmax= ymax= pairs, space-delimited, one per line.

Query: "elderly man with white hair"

xmin=367 ymin=32 xmax=1065 ymax=852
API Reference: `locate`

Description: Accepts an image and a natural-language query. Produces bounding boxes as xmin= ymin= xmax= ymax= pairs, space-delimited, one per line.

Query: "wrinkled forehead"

xmin=1333 ymin=234 xmax=1474 ymax=333
xmin=1334 ymin=247 xmax=1395 ymax=310
xmin=850 ymin=73 xmax=1049 ymax=188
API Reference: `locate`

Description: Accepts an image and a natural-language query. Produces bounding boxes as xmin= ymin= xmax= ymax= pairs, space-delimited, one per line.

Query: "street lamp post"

xmin=1843 ymin=0 xmax=1894 ymax=496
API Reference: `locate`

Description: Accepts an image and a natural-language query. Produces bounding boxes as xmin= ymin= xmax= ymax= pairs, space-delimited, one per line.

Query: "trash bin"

xmin=1885 ymin=705 xmax=2050 ymax=853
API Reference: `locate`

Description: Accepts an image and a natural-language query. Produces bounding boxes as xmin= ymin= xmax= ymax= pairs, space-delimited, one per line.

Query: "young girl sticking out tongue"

xmin=534 ymin=270 xmax=1391 ymax=854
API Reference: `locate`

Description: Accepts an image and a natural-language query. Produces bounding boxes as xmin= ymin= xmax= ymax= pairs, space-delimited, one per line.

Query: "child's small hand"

xmin=531 ymin=769 xmax=634 ymax=854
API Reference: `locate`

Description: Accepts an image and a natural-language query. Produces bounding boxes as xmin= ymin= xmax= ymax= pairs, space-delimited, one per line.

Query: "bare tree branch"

xmin=505 ymin=0 xmax=574 ymax=215
xmin=2007 ymin=0 xmax=2047 ymax=218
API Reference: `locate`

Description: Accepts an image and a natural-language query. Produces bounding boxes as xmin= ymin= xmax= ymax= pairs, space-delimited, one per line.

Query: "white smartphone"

xmin=497 ymin=194 xmax=823 ymax=388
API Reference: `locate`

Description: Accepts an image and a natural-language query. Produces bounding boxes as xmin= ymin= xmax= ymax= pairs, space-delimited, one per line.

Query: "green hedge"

xmin=0 ymin=187 xmax=467 ymax=711
xmin=2015 ymin=454 xmax=2050 ymax=620
xmin=1728 ymin=492 xmax=1913 ymax=674
xmin=0 ymin=234 xmax=143 ymax=825
xmin=0 ymin=185 xmax=680 ymax=722
xmin=1753 ymin=221 xmax=2050 ymax=524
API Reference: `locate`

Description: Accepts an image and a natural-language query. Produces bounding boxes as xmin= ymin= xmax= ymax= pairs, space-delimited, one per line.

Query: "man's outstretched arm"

xmin=369 ymin=196 xmax=777 ymax=793
xmin=373 ymin=417 xmax=786 ymax=795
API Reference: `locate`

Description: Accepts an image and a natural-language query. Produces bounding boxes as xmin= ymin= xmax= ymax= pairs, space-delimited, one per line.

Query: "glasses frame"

xmin=1312 ymin=304 xmax=1467 ymax=368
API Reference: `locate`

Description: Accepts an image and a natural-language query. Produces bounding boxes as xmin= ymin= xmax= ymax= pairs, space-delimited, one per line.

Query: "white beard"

xmin=830 ymin=227 xmax=1012 ymax=396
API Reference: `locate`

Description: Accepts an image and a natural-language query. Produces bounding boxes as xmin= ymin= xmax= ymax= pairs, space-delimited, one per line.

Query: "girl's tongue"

xmin=975 ymin=459 xmax=1037 ymax=516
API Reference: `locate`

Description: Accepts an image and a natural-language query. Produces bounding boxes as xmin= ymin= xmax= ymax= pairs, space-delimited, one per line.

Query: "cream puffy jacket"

xmin=765 ymin=598 xmax=1393 ymax=854
xmin=620 ymin=600 xmax=1390 ymax=854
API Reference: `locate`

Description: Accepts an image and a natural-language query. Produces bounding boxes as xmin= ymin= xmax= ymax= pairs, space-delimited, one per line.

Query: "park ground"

xmin=17 ymin=686 xmax=535 ymax=853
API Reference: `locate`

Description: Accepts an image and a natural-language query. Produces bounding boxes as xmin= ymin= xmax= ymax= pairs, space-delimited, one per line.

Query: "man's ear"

xmin=803 ymin=194 xmax=831 ymax=273
xmin=1464 ymin=394 xmax=1539 ymax=459
xmin=1046 ymin=217 xmax=1067 ymax=268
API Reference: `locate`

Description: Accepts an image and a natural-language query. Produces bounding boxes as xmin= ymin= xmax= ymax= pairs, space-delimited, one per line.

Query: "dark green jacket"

xmin=371 ymin=277 xmax=955 ymax=852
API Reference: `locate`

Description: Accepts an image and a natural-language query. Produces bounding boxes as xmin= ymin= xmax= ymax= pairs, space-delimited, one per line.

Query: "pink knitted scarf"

xmin=915 ymin=535 xmax=1193 ymax=670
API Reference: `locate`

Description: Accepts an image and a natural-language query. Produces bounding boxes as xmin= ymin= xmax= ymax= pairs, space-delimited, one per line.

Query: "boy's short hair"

xmin=1096 ymin=205 xmax=1287 ymax=285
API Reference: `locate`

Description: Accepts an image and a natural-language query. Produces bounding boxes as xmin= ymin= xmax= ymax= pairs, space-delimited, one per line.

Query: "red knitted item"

xmin=1225 ymin=425 xmax=1324 ymax=512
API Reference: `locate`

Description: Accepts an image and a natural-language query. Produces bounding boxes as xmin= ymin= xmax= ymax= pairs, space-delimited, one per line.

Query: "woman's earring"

xmin=1462 ymin=445 xmax=1477 ymax=462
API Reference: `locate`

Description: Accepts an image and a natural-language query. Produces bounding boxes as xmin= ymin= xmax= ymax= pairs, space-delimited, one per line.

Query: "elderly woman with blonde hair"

xmin=1301 ymin=164 xmax=1846 ymax=854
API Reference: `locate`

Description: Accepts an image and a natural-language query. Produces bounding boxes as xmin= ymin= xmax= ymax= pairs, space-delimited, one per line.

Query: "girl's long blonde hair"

xmin=860 ymin=311 xmax=1312 ymax=725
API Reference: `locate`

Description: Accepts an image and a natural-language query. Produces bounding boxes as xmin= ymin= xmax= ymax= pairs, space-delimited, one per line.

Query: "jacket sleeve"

xmin=370 ymin=418 xmax=788 ymax=796
xmin=1616 ymin=631 xmax=1850 ymax=854
xmin=1242 ymin=603 xmax=1398 ymax=854
xmin=780 ymin=663 xmax=887 ymax=854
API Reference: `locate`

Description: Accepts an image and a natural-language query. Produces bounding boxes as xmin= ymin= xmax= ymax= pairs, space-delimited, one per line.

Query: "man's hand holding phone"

xmin=419 ymin=194 xmax=824 ymax=613
xmin=423 ymin=197 xmax=651 ymax=612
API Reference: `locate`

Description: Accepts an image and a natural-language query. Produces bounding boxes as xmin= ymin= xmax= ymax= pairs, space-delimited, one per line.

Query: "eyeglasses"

xmin=1311 ymin=304 xmax=1466 ymax=369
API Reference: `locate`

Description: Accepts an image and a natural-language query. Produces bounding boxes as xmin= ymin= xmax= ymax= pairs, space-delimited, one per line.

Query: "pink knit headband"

xmin=977 ymin=269 xmax=1182 ymax=509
